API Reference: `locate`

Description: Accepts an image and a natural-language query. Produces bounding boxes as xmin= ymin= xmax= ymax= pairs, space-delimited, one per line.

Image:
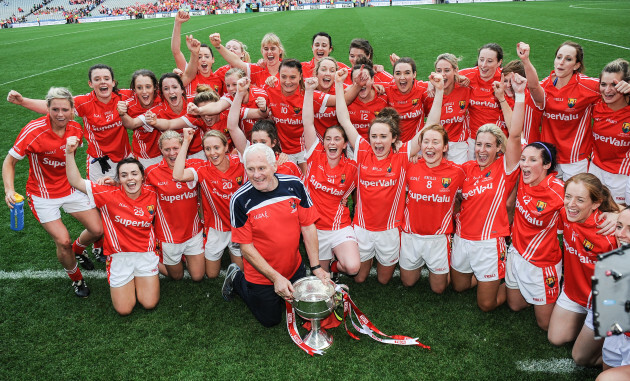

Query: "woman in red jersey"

xmin=335 ymin=68 xmax=444 ymax=284
xmin=346 ymin=58 xmax=389 ymax=141
xmin=177 ymin=34 xmax=223 ymax=97
xmin=505 ymin=141 xmax=564 ymax=330
xmin=3 ymin=87 xmax=103 ymax=298
xmin=385 ymin=57 xmax=429 ymax=143
xmin=399 ymin=124 xmax=465 ymax=293
xmin=589 ymin=59 xmax=630 ymax=205
xmin=429 ymin=53 xmax=472 ymax=164
xmin=547 ymin=173 xmax=618 ymax=367
xmin=173 ymin=128 xmax=245 ymax=278
xmin=597 ymin=207 xmax=630 ymax=380
xmin=459 ymin=43 xmax=508 ymax=159
xmin=144 ymin=131 xmax=205 ymax=282
xmin=302 ymin=76 xmax=360 ymax=278
xmin=227 ymin=77 xmax=301 ymax=178
xmin=345 ymin=38 xmax=393 ymax=86
xmin=518 ymin=41 xmax=601 ymax=180
xmin=66 ymin=151 xmax=160 ymax=316
xmin=450 ymin=74 xmax=527 ymax=312
xmin=301 ymin=32 xmax=349 ymax=79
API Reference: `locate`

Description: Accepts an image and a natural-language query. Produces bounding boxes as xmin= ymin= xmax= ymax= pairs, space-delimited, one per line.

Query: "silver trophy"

xmin=291 ymin=276 xmax=338 ymax=350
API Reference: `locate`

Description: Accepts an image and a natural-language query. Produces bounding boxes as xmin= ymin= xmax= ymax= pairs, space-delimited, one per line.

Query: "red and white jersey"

xmin=424 ymin=83 xmax=471 ymax=143
xmin=125 ymin=97 xmax=164 ymax=159
xmin=539 ymin=71 xmax=600 ymax=164
xmin=191 ymin=154 xmax=245 ymax=232
xmin=304 ymin=141 xmax=358 ymax=230
xmin=277 ymin=157 xmax=302 ymax=178
xmin=185 ymin=71 xmax=224 ymax=97
xmin=344 ymin=69 xmax=393 ymax=86
xmin=591 ymin=101 xmax=630 ymax=175
xmin=86 ymin=182 xmax=157 ymax=255
xmin=222 ymin=85 xmax=269 ymax=140
xmin=386 ymin=81 xmax=429 ymax=143
xmin=265 ymin=86 xmax=328 ymax=154
xmin=505 ymin=89 xmax=542 ymax=144
xmin=214 ymin=64 xmax=231 ymax=91
xmin=247 ymin=63 xmax=280 ymax=88
xmin=74 ymin=90 xmax=133 ymax=161
xmin=560 ymin=209 xmax=617 ymax=308
xmin=457 ymin=156 xmax=519 ymax=240
xmin=460 ymin=67 xmax=505 ymax=139
xmin=347 ymin=94 xmax=388 ymax=140
xmin=312 ymin=83 xmax=349 ymax=141
xmin=145 ymin=159 xmax=203 ymax=244
xmin=9 ymin=115 xmax=83 ymax=199
xmin=403 ymin=159 xmax=464 ymax=235
xmin=353 ymin=137 xmax=409 ymax=231
xmin=512 ymin=173 xmax=564 ymax=267
xmin=231 ymin=174 xmax=319 ymax=285
xmin=125 ymin=94 xmax=162 ymax=118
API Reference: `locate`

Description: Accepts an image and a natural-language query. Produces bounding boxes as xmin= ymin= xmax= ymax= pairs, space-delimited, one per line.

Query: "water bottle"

xmin=10 ymin=193 xmax=24 ymax=231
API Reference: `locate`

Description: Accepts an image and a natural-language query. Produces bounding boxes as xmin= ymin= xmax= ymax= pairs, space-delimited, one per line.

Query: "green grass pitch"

xmin=1 ymin=1 xmax=629 ymax=379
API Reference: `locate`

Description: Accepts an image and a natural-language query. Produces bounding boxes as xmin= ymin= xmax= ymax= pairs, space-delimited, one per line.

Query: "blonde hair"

xmin=202 ymin=129 xmax=228 ymax=147
xmin=227 ymin=39 xmax=251 ymax=63
xmin=45 ymin=87 xmax=74 ymax=108
xmin=476 ymin=123 xmax=507 ymax=154
xmin=194 ymin=84 xmax=220 ymax=105
xmin=261 ymin=33 xmax=284 ymax=59
xmin=158 ymin=130 xmax=183 ymax=150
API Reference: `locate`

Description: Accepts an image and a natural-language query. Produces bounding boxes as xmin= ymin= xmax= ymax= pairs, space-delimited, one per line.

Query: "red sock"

xmin=93 ymin=237 xmax=103 ymax=250
xmin=66 ymin=264 xmax=83 ymax=282
xmin=72 ymin=238 xmax=87 ymax=255
xmin=330 ymin=261 xmax=339 ymax=273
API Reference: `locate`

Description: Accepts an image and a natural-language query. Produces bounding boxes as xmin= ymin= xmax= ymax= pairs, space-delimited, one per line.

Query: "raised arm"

xmin=209 ymin=33 xmax=248 ymax=72
xmin=65 ymin=136 xmax=88 ymax=194
xmin=188 ymin=98 xmax=231 ymax=116
xmin=171 ymin=10 xmax=190 ymax=72
xmin=517 ymin=42 xmax=544 ymax=107
xmin=117 ymin=101 xmax=144 ymax=130
xmin=408 ymin=72 xmax=444 ymax=156
xmin=335 ymin=68 xmax=359 ymax=148
xmin=172 ymin=128 xmax=196 ymax=182
xmin=182 ymin=35 xmax=201 ymax=87
xmin=7 ymin=90 xmax=48 ymax=114
xmin=227 ymin=78 xmax=251 ymax=155
xmin=145 ymin=110 xmax=188 ymax=131
xmin=303 ymin=77 xmax=318 ymax=150
xmin=493 ymin=74 xmax=512 ymax=130
xmin=505 ymin=73 xmax=527 ymax=171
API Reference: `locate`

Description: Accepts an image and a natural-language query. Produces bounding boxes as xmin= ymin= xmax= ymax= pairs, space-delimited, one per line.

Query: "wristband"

xmin=515 ymin=93 xmax=525 ymax=103
xmin=309 ymin=265 xmax=321 ymax=272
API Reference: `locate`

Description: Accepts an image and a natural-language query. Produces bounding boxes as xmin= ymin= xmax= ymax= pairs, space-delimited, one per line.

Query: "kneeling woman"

xmin=66 ymin=142 xmax=159 ymax=315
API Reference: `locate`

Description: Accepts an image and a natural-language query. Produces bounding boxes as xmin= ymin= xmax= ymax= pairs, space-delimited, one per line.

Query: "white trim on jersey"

xmin=570 ymin=103 xmax=593 ymax=163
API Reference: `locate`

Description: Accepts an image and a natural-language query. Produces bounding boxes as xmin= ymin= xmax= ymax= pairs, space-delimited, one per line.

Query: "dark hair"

xmin=502 ymin=60 xmax=526 ymax=78
xmin=349 ymin=38 xmax=373 ymax=59
xmin=88 ymin=64 xmax=119 ymax=94
xmin=524 ymin=142 xmax=557 ymax=175
xmin=555 ymin=41 xmax=584 ymax=74
xmin=393 ymin=57 xmax=417 ymax=75
xmin=312 ymin=32 xmax=333 ymax=52
xmin=158 ymin=72 xmax=185 ymax=100
xmin=252 ymin=119 xmax=281 ymax=154
xmin=129 ymin=69 xmax=158 ymax=98
xmin=351 ymin=56 xmax=375 ymax=79
xmin=600 ymin=58 xmax=630 ymax=82
xmin=368 ymin=107 xmax=401 ymax=151
xmin=478 ymin=43 xmax=504 ymax=65
xmin=565 ymin=173 xmax=619 ymax=214
xmin=115 ymin=157 xmax=144 ymax=180
xmin=279 ymin=59 xmax=304 ymax=91
xmin=199 ymin=43 xmax=214 ymax=58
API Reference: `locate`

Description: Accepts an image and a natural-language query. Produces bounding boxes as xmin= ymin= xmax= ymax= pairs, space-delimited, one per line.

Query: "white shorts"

xmin=354 ymin=226 xmax=400 ymax=265
xmin=504 ymin=245 xmax=561 ymax=305
xmin=466 ymin=137 xmax=476 ymax=161
xmin=204 ymin=227 xmax=241 ymax=261
xmin=138 ymin=156 xmax=163 ymax=169
xmin=400 ymin=232 xmax=450 ymax=274
xmin=161 ymin=232 xmax=204 ymax=266
xmin=589 ymin=162 xmax=628 ymax=205
xmin=29 ymin=191 xmax=94 ymax=224
xmin=603 ymin=334 xmax=630 ymax=368
xmin=451 ymin=234 xmax=506 ymax=282
xmin=555 ymin=159 xmax=589 ymax=182
xmin=187 ymin=150 xmax=207 ymax=161
xmin=87 ymin=154 xmax=119 ymax=182
xmin=555 ymin=289 xmax=589 ymax=315
xmin=106 ymin=251 xmax=159 ymax=288
xmin=287 ymin=151 xmax=306 ymax=165
xmin=317 ymin=226 xmax=357 ymax=261
xmin=447 ymin=141 xmax=469 ymax=165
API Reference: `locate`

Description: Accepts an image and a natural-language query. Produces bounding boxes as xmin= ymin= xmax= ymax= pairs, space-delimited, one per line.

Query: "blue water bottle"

xmin=10 ymin=193 xmax=24 ymax=231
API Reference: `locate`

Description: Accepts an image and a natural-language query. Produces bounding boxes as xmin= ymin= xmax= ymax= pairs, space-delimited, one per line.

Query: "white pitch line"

xmin=0 ymin=23 xmax=124 ymax=46
xmin=408 ymin=5 xmax=630 ymax=51
xmin=0 ymin=13 xmax=273 ymax=87
xmin=516 ymin=358 xmax=580 ymax=374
